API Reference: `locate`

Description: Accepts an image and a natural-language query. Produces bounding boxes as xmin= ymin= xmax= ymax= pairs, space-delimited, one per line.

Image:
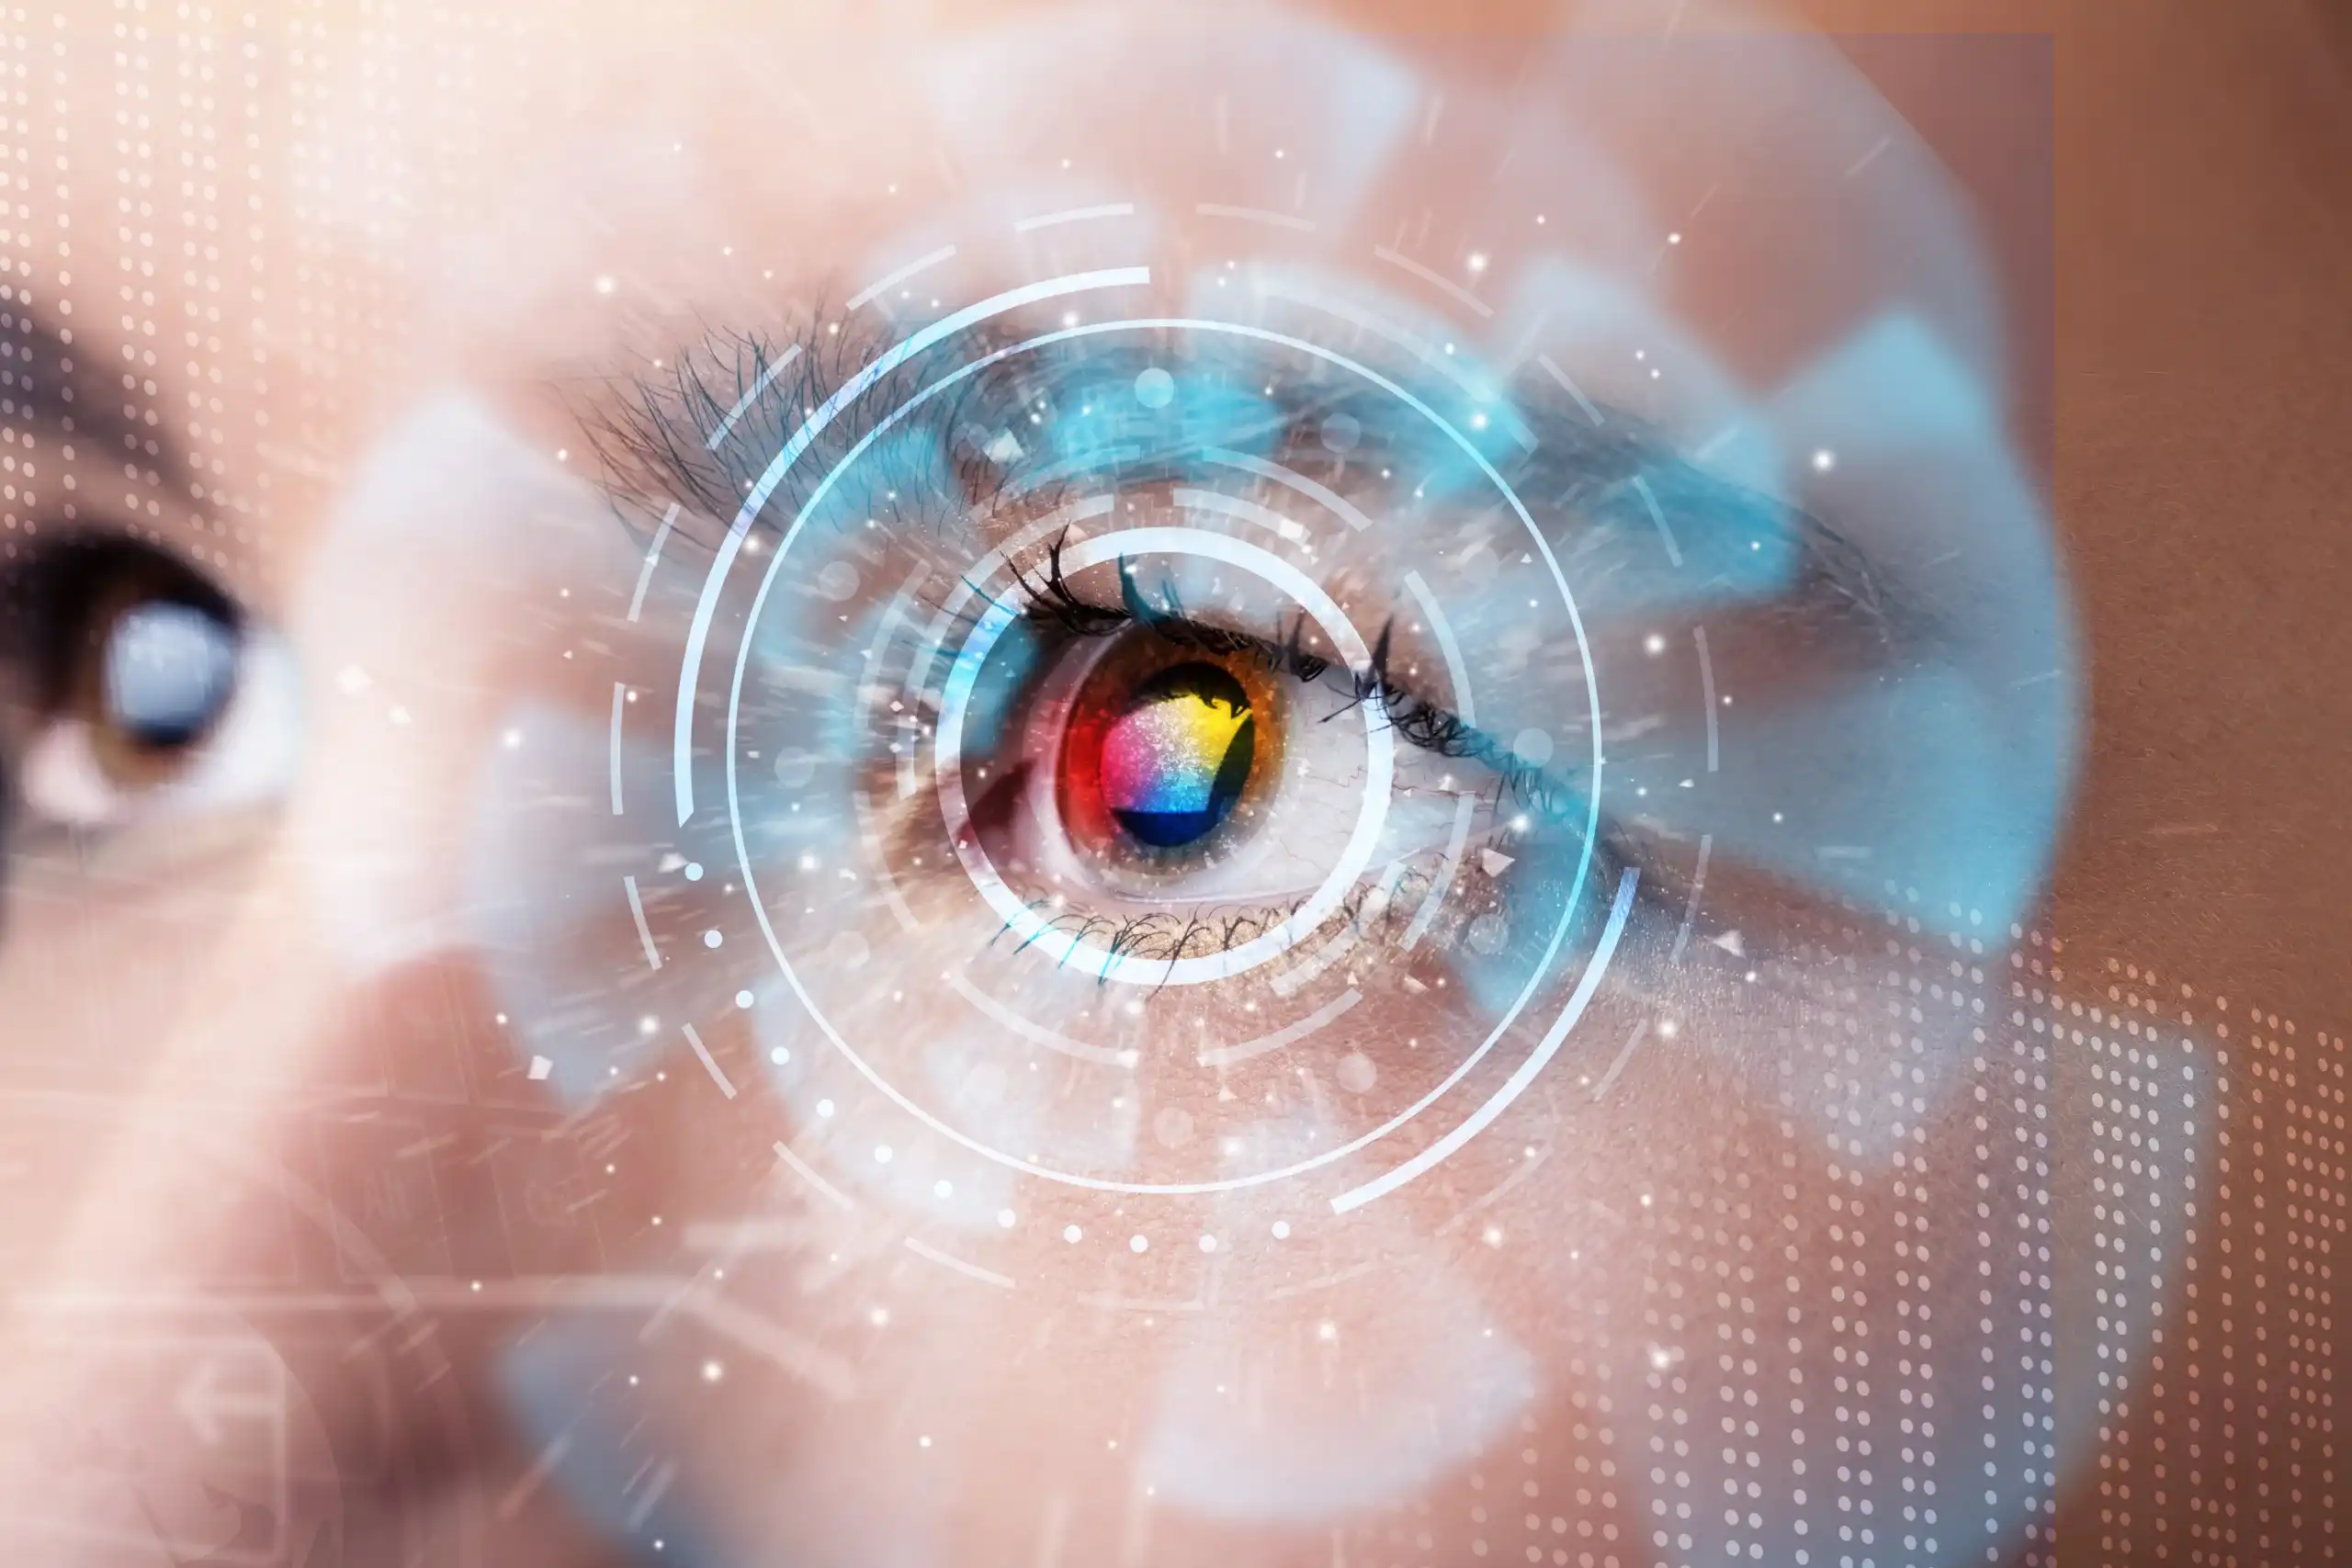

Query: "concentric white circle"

xmin=710 ymin=310 xmax=1608 ymax=1194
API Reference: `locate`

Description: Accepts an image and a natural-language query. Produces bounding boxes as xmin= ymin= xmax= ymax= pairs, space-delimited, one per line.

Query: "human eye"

xmin=582 ymin=303 xmax=1675 ymax=1196
xmin=0 ymin=315 xmax=297 ymax=857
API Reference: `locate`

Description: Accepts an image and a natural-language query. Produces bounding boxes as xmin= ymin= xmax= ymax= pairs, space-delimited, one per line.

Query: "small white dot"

xmin=1272 ymin=1220 xmax=1292 ymax=1240
xmin=701 ymin=1359 xmax=724 ymax=1382
xmin=998 ymin=1209 xmax=1018 ymax=1228
xmin=1644 ymin=633 xmax=1668 ymax=656
xmin=933 ymin=1179 xmax=954 ymax=1199
xmin=736 ymin=990 xmax=754 ymax=1010
xmin=684 ymin=862 xmax=704 ymax=882
xmin=1064 ymin=1224 xmax=1083 ymax=1244
xmin=1198 ymin=1234 xmax=1218 ymax=1253
xmin=874 ymin=1145 xmax=893 ymax=1165
xmin=1812 ymin=448 xmax=1837 ymax=472
xmin=768 ymin=1045 xmax=789 ymax=1065
xmin=1129 ymin=1234 xmax=1148 ymax=1254
xmin=703 ymin=930 xmax=723 ymax=949
xmin=817 ymin=1099 xmax=835 ymax=1118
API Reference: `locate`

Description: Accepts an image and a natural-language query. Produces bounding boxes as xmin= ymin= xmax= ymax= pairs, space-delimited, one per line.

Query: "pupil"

xmin=1097 ymin=662 xmax=1254 ymax=849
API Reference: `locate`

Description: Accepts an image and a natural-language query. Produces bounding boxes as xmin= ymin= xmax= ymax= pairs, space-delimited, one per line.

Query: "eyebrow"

xmin=0 ymin=302 xmax=198 ymax=494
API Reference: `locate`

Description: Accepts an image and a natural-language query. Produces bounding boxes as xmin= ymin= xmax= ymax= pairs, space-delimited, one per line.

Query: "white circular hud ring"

xmin=933 ymin=526 xmax=1395 ymax=987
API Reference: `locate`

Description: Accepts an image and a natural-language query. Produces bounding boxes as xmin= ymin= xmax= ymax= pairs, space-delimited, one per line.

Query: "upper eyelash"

xmin=1006 ymin=529 xmax=1583 ymax=825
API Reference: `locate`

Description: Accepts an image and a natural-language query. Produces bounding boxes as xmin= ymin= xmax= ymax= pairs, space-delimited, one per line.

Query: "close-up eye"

xmin=951 ymin=541 xmax=1541 ymax=961
xmin=0 ymin=537 xmax=293 ymax=834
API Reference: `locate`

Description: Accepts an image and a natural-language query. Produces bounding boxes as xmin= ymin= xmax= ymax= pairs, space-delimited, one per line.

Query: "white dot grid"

xmin=1344 ymin=879 xmax=2348 ymax=1568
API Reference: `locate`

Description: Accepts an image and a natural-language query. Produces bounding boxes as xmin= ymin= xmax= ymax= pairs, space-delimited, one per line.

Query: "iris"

xmin=1094 ymin=663 xmax=1255 ymax=848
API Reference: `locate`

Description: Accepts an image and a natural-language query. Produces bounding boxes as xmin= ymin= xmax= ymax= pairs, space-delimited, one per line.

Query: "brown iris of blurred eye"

xmin=2 ymin=536 xmax=243 ymax=788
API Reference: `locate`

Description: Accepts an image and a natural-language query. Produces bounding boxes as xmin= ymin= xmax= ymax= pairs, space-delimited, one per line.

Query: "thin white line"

xmin=1198 ymin=988 xmax=1362 ymax=1068
xmin=1589 ymin=1019 xmax=1651 ymax=1101
xmin=1171 ymin=485 xmax=1312 ymax=544
xmin=1668 ymin=832 xmax=1713 ymax=964
xmin=1264 ymin=1258 xmax=1384 ymax=1301
xmin=947 ymin=968 xmax=1139 ymax=1068
xmin=682 ymin=1023 xmax=737 ymax=1100
xmin=1399 ymin=794 xmax=1477 ymax=953
xmin=1269 ymin=862 xmax=1406 ymax=999
xmin=1014 ymin=202 xmax=1135 ymax=233
xmin=622 ymin=1460 xmax=677 ymax=1533
xmin=773 ymin=1141 xmax=854 ymax=1210
xmin=1373 ymin=243 xmax=1495 ymax=320
xmin=1845 ymin=134 xmax=1894 ymax=179
xmin=1201 ymin=446 xmax=1375 ymax=532
xmin=1435 ymin=1145 xmax=1552 ymax=1235
xmin=1629 ymin=475 xmax=1683 ymax=568
xmin=1194 ymin=202 xmax=1317 ymax=232
xmin=846 ymin=243 xmax=957 ymax=311
xmin=1257 ymin=275 xmax=1513 ymax=431
xmin=1332 ymin=867 xmax=1638 ymax=1214
xmin=608 ymin=683 xmax=628 ymax=816
xmin=623 ymin=875 xmax=661 ymax=970
xmin=626 ymin=502 xmax=680 ymax=623
xmin=1694 ymin=625 xmax=1719 ymax=772
xmin=703 ymin=344 xmax=803 ymax=452
xmin=1535 ymin=354 xmax=1605 ymax=427
xmin=903 ymin=1236 xmax=1016 ymax=1289
xmin=1403 ymin=570 xmax=1476 ymax=725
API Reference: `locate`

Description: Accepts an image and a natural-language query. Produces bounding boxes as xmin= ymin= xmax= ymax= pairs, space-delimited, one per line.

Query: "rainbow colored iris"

xmin=1095 ymin=664 xmax=1256 ymax=848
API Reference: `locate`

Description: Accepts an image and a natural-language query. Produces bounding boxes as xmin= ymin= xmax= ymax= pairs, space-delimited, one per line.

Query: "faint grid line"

xmin=623 ymin=874 xmax=661 ymax=970
xmin=846 ymin=243 xmax=957 ymax=310
xmin=625 ymin=502 xmax=680 ymax=623
xmin=682 ymin=1024 xmax=737 ymax=1100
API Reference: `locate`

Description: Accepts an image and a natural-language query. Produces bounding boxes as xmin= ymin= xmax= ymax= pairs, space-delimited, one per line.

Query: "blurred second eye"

xmin=0 ymin=536 xmax=292 ymax=833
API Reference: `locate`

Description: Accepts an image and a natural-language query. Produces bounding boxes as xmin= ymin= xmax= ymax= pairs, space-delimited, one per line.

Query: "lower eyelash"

xmin=993 ymin=844 xmax=1514 ymax=979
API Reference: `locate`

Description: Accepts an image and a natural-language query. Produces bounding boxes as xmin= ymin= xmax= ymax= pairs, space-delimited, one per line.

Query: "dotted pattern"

xmin=1340 ymin=887 xmax=2339 ymax=1568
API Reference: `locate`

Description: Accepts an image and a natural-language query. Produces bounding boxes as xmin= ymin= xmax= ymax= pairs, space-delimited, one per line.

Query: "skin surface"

xmin=0 ymin=2 xmax=2344 ymax=1563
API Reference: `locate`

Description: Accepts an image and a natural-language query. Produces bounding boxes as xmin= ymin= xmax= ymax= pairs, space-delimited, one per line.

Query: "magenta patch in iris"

xmin=1096 ymin=664 xmax=1255 ymax=849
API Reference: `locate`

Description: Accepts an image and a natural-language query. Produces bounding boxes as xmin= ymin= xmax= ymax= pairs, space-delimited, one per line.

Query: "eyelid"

xmin=1006 ymin=548 xmax=1580 ymax=825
